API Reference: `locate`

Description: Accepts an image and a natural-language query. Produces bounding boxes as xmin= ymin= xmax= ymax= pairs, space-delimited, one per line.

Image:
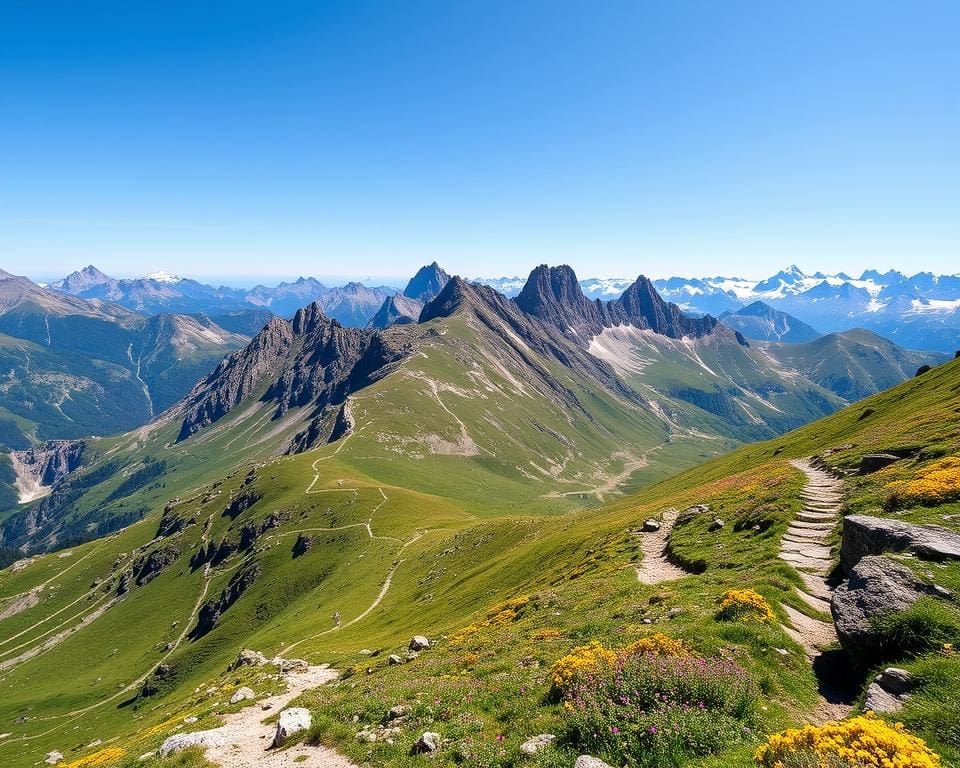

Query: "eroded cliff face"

xmin=9 ymin=440 xmax=86 ymax=504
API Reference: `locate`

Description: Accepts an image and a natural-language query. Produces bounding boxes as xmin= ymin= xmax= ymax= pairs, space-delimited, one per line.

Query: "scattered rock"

xmin=676 ymin=504 xmax=709 ymax=526
xmin=386 ymin=704 xmax=411 ymax=722
xmin=44 ymin=751 xmax=64 ymax=765
xmin=413 ymin=731 xmax=441 ymax=754
xmin=915 ymin=365 xmax=932 ymax=377
xmin=575 ymin=757 xmax=615 ymax=768
xmin=708 ymin=519 xmax=724 ymax=532
xmin=876 ymin=667 xmax=917 ymax=695
xmin=520 ymin=734 xmax=556 ymax=754
xmin=858 ymin=453 xmax=901 ymax=475
xmin=272 ymin=707 xmax=312 ymax=747
xmin=405 ymin=650 xmax=420 ymax=661
xmin=865 ymin=682 xmax=909 ymax=714
xmin=160 ymin=730 xmax=228 ymax=756
xmin=642 ymin=518 xmax=660 ymax=532
xmin=272 ymin=656 xmax=309 ymax=673
xmin=231 ymin=649 xmax=268 ymax=669
xmin=292 ymin=533 xmax=314 ymax=558
xmin=409 ymin=635 xmax=430 ymax=651
xmin=230 ymin=686 xmax=255 ymax=704
xmin=388 ymin=654 xmax=403 ymax=665
xmin=841 ymin=515 xmax=960 ymax=572
xmin=183 ymin=716 xmax=198 ymax=724
xmin=137 ymin=752 xmax=155 ymax=761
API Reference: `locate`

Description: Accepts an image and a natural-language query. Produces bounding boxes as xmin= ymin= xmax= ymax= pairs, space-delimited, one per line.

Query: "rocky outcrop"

xmin=177 ymin=316 xmax=294 ymax=441
xmin=133 ymin=545 xmax=180 ymax=587
xmin=513 ymin=265 xmax=718 ymax=343
xmin=858 ymin=453 xmax=901 ymax=474
xmin=831 ymin=555 xmax=944 ymax=662
xmin=9 ymin=440 xmax=86 ymax=503
xmin=864 ymin=668 xmax=918 ymax=714
xmin=192 ymin=561 xmax=262 ymax=637
xmin=292 ymin=533 xmax=313 ymax=557
xmin=840 ymin=515 xmax=960 ymax=571
xmin=368 ymin=295 xmax=425 ymax=329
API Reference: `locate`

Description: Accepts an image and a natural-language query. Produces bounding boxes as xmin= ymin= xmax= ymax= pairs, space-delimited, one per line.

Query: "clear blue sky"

xmin=1 ymin=1 xmax=957 ymax=283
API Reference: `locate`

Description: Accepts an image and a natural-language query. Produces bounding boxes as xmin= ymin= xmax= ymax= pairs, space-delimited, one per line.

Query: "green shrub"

xmin=871 ymin=598 xmax=960 ymax=660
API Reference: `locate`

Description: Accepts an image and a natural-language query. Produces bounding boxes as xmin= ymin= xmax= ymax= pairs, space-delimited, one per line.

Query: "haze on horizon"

xmin=2 ymin=1 xmax=957 ymax=282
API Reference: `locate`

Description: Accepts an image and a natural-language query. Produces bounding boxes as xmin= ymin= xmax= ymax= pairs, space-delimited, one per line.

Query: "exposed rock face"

xmin=133 ymin=545 xmax=181 ymax=587
xmin=272 ymin=707 xmax=311 ymax=747
xmin=368 ymin=294 xmax=425 ymax=329
xmin=177 ymin=316 xmax=294 ymax=441
xmin=231 ymin=649 xmax=268 ymax=669
xmin=858 ymin=453 xmax=901 ymax=474
xmin=841 ymin=515 xmax=960 ymax=572
xmin=831 ymin=555 xmax=940 ymax=662
xmin=192 ymin=561 xmax=262 ymax=637
xmin=513 ymin=265 xmax=718 ymax=343
xmin=292 ymin=533 xmax=313 ymax=557
xmin=9 ymin=440 xmax=86 ymax=503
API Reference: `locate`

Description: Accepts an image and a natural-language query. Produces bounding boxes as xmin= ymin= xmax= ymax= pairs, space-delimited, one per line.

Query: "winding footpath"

xmin=635 ymin=508 xmax=689 ymax=584
xmin=202 ymin=665 xmax=355 ymax=768
xmin=780 ymin=459 xmax=854 ymax=723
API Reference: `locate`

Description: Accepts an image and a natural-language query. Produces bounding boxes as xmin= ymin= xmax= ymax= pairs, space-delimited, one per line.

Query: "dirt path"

xmin=635 ymin=508 xmax=689 ymax=584
xmin=203 ymin=665 xmax=355 ymax=768
xmin=781 ymin=459 xmax=855 ymax=723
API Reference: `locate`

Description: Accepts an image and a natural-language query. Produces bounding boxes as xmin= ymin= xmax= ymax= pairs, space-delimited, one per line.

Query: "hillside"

xmin=0 ymin=334 xmax=956 ymax=768
xmin=720 ymin=300 xmax=821 ymax=343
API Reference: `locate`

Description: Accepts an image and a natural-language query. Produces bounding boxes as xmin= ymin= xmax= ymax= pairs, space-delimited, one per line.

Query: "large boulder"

xmin=520 ymin=734 xmax=556 ymax=754
xmin=575 ymin=757 xmax=615 ymax=768
xmin=831 ymin=555 xmax=933 ymax=662
xmin=159 ymin=730 xmax=228 ymax=756
xmin=272 ymin=707 xmax=312 ymax=747
xmin=841 ymin=515 xmax=960 ymax=572
xmin=409 ymin=636 xmax=430 ymax=651
xmin=229 ymin=686 xmax=255 ymax=704
xmin=230 ymin=648 xmax=267 ymax=669
xmin=413 ymin=731 xmax=441 ymax=754
xmin=858 ymin=454 xmax=901 ymax=474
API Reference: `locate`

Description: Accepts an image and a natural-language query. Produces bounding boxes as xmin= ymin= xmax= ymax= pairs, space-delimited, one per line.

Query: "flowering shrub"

xmin=623 ymin=633 xmax=690 ymax=659
xmin=450 ymin=596 xmax=531 ymax=646
xmin=532 ymin=628 xmax=563 ymax=640
xmin=886 ymin=456 xmax=960 ymax=508
xmin=62 ymin=747 xmax=126 ymax=768
xmin=755 ymin=713 xmax=941 ymax=768
xmin=563 ymin=653 xmax=758 ymax=767
xmin=550 ymin=641 xmax=617 ymax=693
xmin=717 ymin=589 xmax=776 ymax=624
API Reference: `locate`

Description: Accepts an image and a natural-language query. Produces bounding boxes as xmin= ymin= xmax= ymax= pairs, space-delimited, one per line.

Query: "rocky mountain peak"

xmin=403 ymin=262 xmax=451 ymax=302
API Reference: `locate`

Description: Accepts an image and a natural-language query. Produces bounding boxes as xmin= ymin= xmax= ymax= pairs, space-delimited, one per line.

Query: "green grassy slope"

xmin=0 ymin=355 xmax=956 ymax=767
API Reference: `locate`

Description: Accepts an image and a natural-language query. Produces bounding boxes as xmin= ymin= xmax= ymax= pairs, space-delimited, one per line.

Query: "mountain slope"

xmin=761 ymin=328 xmax=947 ymax=401
xmin=0 ymin=327 xmax=955 ymax=768
xmin=720 ymin=300 xmax=821 ymax=342
xmin=368 ymin=262 xmax=451 ymax=328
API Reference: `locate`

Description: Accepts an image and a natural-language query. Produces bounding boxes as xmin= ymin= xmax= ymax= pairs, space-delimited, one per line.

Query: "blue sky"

xmin=1 ymin=1 xmax=957 ymax=283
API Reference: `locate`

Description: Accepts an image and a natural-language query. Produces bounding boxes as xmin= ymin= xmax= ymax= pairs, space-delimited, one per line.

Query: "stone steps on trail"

xmin=788 ymin=520 xmax=834 ymax=533
xmin=795 ymin=586 xmax=832 ymax=614
xmin=780 ymin=540 xmax=832 ymax=560
xmin=797 ymin=512 xmax=837 ymax=524
xmin=779 ymin=551 xmax=833 ymax=572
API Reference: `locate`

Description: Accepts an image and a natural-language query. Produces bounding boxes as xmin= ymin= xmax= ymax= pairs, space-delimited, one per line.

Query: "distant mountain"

xmin=476 ymin=265 xmax=960 ymax=351
xmin=720 ymin=301 xmax=820 ymax=342
xmin=762 ymin=329 xmax=948 ymax=402
xmin=368 ymin=263 xmax=451 ymax=328
xmin=50 ymin=266 xmax=394 ymax=326
xmin=0 ymin=270 xmax=249 ymax=447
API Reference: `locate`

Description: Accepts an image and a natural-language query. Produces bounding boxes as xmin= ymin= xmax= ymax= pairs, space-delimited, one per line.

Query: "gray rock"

xmin=272 ymin=707 xmax=311 ymax=747
xmin=841 ymin=515 xmax=960 ymax=572
xmin=386 ymin=704 xmax=411 ymax=722
xmin=708 ymin=519 xmax=724 ymax=532
xmin=159 ymin=730 xmax=228 ymax=756
xmin=859 ymin=453 xmax=901 ymax=474
xmin=271 ymin=656 xmax=309 ymax=673
xmin=575 ymin=757 xmax=615 ymax=768
xmin=409 ymin=635 xmax=430 ymax=651
xmin=520 ymin=734 xmax=556 ymax=754
xmin=229 ymin=686 xmax=255 ymax=704
xmin=642 ymin=518 xmax=661 ymax=532
xmin=865 ymin=682 xmax=908 ymax=714
xmin=231 ymin=648 xmax=267 ymax=669
xmin=44 ymin=752 xmax=64 ymax=765
xmin=388 ymin=654 xmax=403 ymax=665
xmin=876 ymin=667 xmax=917 ymax=694
xmin=413 ymin=731 xmax=441 ymax=754
xmin=831 ymin=556 xmax=926 ymax=661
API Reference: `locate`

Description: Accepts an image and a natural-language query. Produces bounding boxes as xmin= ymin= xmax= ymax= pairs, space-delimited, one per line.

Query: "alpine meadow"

xmin=1 ymin=4 xmax=959 ymax=768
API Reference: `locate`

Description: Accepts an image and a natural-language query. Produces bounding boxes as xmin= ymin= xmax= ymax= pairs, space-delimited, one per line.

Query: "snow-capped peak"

xmin=144 ymin=270 xmax=181 ymax=284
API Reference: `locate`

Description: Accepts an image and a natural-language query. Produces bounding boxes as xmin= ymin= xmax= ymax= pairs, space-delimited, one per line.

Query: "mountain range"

xmin=0 ymin=260 xmax=957 ymax=768
xmin=478 ymin=266 xmax=960 ymax=352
